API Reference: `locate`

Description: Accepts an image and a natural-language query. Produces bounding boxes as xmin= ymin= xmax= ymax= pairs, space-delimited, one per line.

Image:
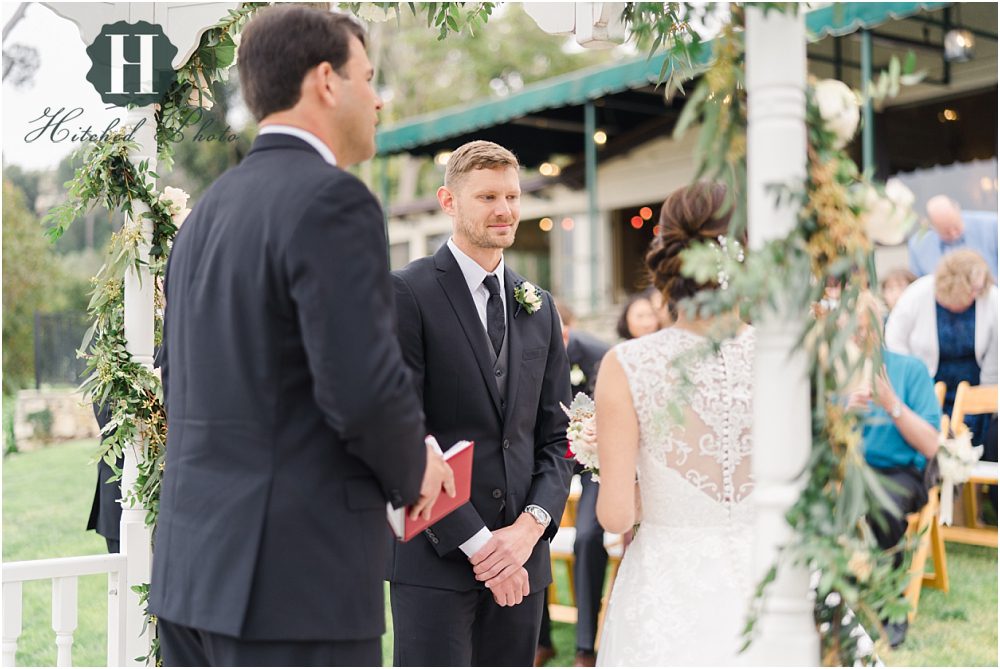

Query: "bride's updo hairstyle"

xmin=645 ymin=182 xmax=741 ymax=303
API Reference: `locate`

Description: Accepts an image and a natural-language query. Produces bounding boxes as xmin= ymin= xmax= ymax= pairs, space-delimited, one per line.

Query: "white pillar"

xmin=120 ymin=105 xmax=157 ymax=667
xmin=744 ymin=7 xmax=820 ymax=666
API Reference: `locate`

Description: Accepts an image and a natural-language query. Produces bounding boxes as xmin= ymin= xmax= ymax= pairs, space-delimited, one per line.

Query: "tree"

xmin=2 ymin=179 xmax=61 ymax=394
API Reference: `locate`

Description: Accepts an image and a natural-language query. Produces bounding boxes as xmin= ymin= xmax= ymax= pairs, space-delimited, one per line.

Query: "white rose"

xmin=174 ymin=207 xmax=191 ymax=227
xmin=522 ymin=282 xmax=542 ymax=309
xmin=813 ymin=79 xmax=860 ymax=150
xmin=160 ymin=186 xmax=190 ymax=215
xmin=858 ymin=180 xmax=915 ymax=246
xmin=884 ymin=177 xmax=915 ymax=210
xmin=570 ymin=365 xmax=586 ymax=387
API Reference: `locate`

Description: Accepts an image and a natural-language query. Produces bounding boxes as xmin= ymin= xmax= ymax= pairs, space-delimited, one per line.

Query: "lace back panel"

xmin=614 ymin=327 xmax=755 ymax=526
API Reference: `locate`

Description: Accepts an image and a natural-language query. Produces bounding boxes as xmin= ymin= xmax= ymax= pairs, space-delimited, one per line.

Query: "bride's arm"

xmin=594 ymin=350 xmax=640 ymax=534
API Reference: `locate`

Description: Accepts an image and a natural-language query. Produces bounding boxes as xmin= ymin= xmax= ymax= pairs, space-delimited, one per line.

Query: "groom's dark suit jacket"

xmin=388 ymin=244 xmax=573 ymax=592
xmin=150 ymin=134 xmax=426 ymax=641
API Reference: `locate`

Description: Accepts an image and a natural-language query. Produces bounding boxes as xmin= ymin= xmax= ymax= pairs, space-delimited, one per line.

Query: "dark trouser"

xmin=572 ymin=472 xmax=608 ymax=653
xmin=869 ymin=466 xmax=928 ymax=569
xmin=158 ymin=618 xmax=380 ymax=667
xmin=105 ymin=537 xmax=120 ymax=554
xmin=391 ymin=582 xmax=544 ymax=666
xmin=538 ymin=592 xmax=552 ymax=648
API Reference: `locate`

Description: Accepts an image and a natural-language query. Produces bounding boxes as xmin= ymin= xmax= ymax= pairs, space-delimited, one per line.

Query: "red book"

xmin=386 ymin=440 xmax=474 ymax=542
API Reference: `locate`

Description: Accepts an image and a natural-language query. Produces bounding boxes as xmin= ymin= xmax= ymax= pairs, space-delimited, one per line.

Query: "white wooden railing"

xmin=2 ymin=554 xmax=127 ymax=667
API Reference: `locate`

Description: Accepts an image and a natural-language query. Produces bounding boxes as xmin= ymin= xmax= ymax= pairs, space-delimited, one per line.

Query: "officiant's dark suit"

xmin=150 ymin=7 xmax=431 ymax=667
xmin=388 ymin=141 xmax=573 ymax=667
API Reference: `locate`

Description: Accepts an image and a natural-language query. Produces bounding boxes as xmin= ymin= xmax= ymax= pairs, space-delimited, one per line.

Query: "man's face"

xmin=442 ymin=167 xmax=521 ymax=251
xmin=329 ymin=37 xmax=382 ymax=166
xmin=927 ymin=201 xmax=964 ymax=243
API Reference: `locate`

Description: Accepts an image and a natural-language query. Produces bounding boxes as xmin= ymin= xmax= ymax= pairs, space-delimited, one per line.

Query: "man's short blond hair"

xmin=935 ymin=249 xmax=992 ymax=306
xmin=444 ymin=140 xmax=519 ymax=189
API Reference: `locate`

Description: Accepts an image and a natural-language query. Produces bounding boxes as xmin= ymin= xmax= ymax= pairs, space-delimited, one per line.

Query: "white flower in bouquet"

xmin=160 ymin=186 xmax=192 ymax=227
xmin=813 ymin=78 xmax=860 ymax=149
xmin=561 ymin=392 xmax=599 ymax=479
xmin=937 ymin=429 xmax=984 ymax=525
xmin=858 ymin=178 xmax=916 ymax=246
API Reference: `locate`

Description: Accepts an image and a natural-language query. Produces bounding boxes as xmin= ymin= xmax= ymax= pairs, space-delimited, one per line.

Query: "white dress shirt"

xmin=258 ymin=125 xmax=338 ymax=167
xmin=445 ymin=238 xmax=507 ymax=557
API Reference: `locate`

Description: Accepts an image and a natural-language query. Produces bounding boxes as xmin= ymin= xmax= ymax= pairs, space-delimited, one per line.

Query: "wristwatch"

xmin=890 ymin=399 xmax=903 ymax=419
xmin=524 ymin=505 xmax=551 ymax=528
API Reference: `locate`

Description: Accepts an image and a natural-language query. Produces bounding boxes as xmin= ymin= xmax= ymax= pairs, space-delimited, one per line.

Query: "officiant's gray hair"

xmin=238 ymin=6 xmax=367 ymax=121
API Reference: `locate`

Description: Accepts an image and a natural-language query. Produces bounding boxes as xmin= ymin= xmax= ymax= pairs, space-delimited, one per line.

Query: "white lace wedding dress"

xmin=597 ymin=327 xmax=756 ymax=667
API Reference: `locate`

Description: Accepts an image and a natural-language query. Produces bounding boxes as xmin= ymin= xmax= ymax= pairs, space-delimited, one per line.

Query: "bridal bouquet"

xmin=561 ymin=392 xmax=599 ymax=480
xmin=937 ymin=429 xmax=984 ymax=525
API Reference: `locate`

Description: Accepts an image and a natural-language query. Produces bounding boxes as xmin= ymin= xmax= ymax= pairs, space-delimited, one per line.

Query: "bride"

xmin=595 ymin=182 xmax=755 ymax=666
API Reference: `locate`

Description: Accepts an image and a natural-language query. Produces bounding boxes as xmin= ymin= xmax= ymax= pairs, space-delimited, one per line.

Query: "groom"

xmin=389 ymin=141 xmax=573 ymax=666
xmin=150 ymin=7 xmax=452 ymax=666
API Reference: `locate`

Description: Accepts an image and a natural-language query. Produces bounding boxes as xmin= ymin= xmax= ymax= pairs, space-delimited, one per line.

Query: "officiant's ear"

xmin=309 ymin=62 xmax=339 ymax=107
xmin=437 ymin=186 xmax=456 ymax=216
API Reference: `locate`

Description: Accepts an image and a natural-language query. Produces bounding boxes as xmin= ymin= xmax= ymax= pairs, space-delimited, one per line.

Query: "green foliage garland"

xmin=155 ymin=3 xmax=267 ymax=170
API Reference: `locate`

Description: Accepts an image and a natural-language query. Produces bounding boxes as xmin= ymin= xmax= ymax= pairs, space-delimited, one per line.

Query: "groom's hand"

xmin=470 ymin=514 xmax=544 ymax=587
xmin=410 ymin=443 xmax=456 ymax=521
xmin=489 ymin=567 xmax=530 ymax=607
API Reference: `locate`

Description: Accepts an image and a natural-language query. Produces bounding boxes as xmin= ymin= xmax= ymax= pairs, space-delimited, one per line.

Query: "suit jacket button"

xmin=503 ymin=439 xmax=510 ymax=450
xmin=495 ymin=369 xmax=503 ymax=377
xmin=492 ymin=488 xmax=503 ymax=499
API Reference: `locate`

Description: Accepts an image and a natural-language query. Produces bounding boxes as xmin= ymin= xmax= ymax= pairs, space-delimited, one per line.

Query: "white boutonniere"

xmin=514 ymin=281 xmax=542 ymax=317
xmin=570 ymin=364 xmax=586 ymax=387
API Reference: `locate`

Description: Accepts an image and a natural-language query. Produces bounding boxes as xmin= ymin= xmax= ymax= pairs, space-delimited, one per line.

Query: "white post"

xmin=2 ymin=581 xmax=22 ymax=667
xmin=120 ymin=104 xmax=157 ymax=667
xmin=744 ymin=6 xmax=820 ymax=666
xmin=51 ymin=577 xmax=78 ymax=667
xmin=107 ymin=567 xmax=128 ymax=666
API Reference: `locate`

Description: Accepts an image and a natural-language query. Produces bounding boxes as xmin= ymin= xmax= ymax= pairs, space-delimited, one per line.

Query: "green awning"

xmin=806 ymin=2 xmax=950 ymax=39
xmin=376 ymin=1 xmax=950 ymax=156
xmin=376 ymin=52 xmax=674 ymax=155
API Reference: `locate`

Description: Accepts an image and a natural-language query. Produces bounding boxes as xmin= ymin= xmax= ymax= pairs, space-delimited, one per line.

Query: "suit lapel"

xmin=503 ymin=267 xmax=525 ymax=424
xmin=434 ymin=247 xmax=504 ymax=419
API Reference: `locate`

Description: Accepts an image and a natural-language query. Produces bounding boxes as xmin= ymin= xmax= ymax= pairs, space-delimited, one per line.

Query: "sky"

xmin=2 ymin=1 xmax=132 ymax=171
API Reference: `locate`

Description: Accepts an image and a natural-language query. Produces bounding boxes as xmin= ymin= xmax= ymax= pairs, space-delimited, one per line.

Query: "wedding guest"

xmin=908 ymin=195 xmax=998 ymax=279
xmin=642 ymin=285 xmax=674 ymax=329
xmin=86 ymin=403 xmax=121 ymax=553
xmin=848 ymin=292 xmax=941 ymax=649
xmin=886 ymin=249 xmax=998 ymax=446
xmin=615 ymin=291 xmax=660 ymax=340
xmin=880 ymin=268 xmax=916 ymax=312
xmin=535 ymin=301 xmax=611 ymax=667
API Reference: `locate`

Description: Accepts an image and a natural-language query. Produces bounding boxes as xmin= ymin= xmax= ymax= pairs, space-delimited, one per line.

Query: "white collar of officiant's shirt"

xmin=447 ymin=238 xmax=505 ymax=299
xmin=259 ymin=125 xmax=337 ymax=167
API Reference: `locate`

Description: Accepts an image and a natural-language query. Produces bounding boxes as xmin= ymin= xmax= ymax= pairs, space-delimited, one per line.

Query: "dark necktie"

xmin=483 ymin=274 xmax=505 ymax=357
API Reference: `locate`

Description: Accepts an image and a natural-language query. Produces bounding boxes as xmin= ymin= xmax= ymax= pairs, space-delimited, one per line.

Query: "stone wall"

xmin=13 ymin=389 xmax=101 ymax=450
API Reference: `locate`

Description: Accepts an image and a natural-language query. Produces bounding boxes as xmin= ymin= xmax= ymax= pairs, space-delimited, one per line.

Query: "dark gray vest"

xmin=481 ymin=310 xmax=509 ymax=401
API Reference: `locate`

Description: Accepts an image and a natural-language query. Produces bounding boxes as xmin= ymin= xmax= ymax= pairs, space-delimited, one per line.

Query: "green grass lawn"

xmin=3 ymin=440 xmax=997 ymax=666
